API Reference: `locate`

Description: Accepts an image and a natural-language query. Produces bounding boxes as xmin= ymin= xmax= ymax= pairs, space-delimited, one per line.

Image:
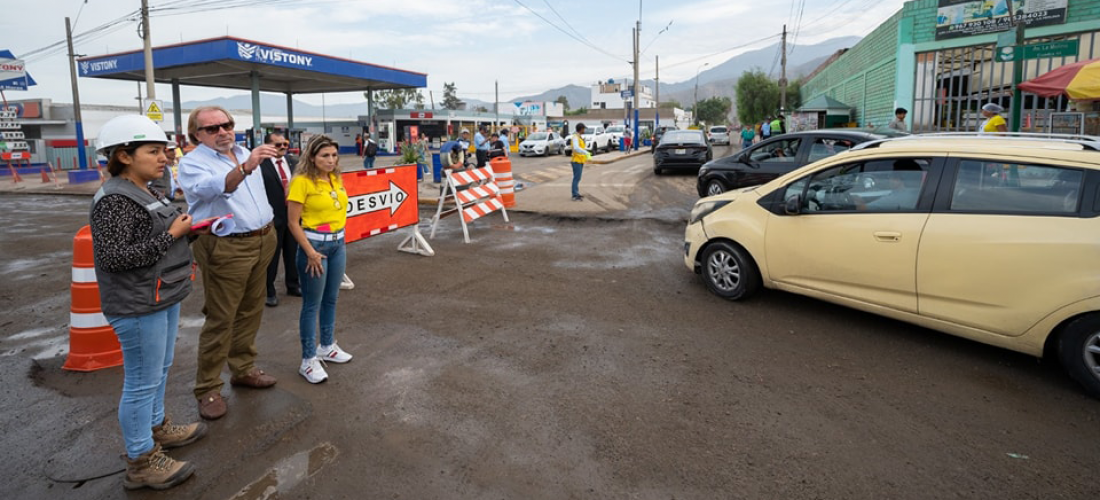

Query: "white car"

xmin=708 ymin=125 xmax=730 ymax=145
xmin=605 ymin=125 xmax=626 ymax=146
xmin=565 ymin=125 xmax=612 ymax=155
xmin=519 ymin=132 xmax=566 ymax=156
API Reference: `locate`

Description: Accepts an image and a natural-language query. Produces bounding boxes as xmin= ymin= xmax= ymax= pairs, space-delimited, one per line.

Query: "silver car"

xmin=519 ymin=132 xmax=566 ymax=156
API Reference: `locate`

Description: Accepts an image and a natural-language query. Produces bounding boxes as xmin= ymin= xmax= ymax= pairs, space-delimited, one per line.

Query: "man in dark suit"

xmin=258 ymin=132 xmax=301 ymax=306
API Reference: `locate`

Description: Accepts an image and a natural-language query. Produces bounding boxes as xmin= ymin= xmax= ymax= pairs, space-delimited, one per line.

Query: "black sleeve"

xmin=90 ymin=194 xmax=176 ymax=273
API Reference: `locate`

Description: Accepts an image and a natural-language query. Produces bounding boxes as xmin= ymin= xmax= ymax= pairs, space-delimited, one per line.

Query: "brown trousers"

xmin=191 ymin=230 xmax=276 ymax=398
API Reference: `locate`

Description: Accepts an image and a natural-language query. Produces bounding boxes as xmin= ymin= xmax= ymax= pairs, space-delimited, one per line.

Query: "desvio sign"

xmin=341 ymin=164 xmax=418 ymax=243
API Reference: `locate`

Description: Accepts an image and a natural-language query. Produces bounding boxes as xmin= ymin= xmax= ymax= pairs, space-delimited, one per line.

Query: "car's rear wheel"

xmin=706 ymin=179 xmax=727 ymax=197
xmin=1057 ymin=314 xmax=1100 ymax=398
xmin=700 ymin=242 xmax=760 ymax=301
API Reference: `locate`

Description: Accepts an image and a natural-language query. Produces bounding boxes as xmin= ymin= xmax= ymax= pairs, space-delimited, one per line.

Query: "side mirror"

xmin=738 ymin=153 xmax=750 ymax=164
xmin=784 ymin=195 xmax=802 ymax=215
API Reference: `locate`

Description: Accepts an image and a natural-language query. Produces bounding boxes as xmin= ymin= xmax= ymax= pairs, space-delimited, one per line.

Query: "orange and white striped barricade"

xmin=63 ymin=225 xmax=123 ymax=372
xmin=489 ymin=156 xmax=516 ymax=208
xmin=429 ymin=166 xmax=509 ymax=243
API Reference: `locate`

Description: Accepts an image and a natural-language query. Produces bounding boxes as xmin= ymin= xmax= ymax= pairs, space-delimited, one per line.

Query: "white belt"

xmin=305 ymin=229 xmax=344 ymax=242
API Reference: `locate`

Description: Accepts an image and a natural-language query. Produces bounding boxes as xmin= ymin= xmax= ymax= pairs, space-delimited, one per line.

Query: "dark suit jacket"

xmin=259 ymin=156 xmax=298 ymax=227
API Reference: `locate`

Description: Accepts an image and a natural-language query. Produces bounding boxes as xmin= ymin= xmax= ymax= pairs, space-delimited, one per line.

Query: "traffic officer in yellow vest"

xmin=570 ymin=123 xmax=592 ymax=201
xmin=770 ymin=115 xmax=785 ymax=136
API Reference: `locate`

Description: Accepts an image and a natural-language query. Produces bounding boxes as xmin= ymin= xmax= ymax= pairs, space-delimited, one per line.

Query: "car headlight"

xmin=689 ymin=200 xmax=731 ymax=224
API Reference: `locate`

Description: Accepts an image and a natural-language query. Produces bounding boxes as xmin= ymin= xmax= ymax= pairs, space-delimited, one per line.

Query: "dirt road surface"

xmin=2 ymin=149 xmax=1098 ymax=499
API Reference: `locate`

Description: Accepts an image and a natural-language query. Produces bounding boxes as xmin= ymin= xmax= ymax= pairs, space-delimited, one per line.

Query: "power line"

xmin=541 ymin=0 xmax=591 ymax=46
xmin=510 ymin=0 xmax=629 ymax=62
xmin=660 ymin=33 xmax=781 ymax=71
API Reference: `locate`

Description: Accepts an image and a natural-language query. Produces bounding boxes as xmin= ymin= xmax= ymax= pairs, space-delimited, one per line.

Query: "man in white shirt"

xmin=178 ymin=106 xmax=279 ymax=420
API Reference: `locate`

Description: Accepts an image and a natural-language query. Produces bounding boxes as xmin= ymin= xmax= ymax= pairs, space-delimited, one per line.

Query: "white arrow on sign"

xmin=345 ymin=181 xmax=408 ymax=217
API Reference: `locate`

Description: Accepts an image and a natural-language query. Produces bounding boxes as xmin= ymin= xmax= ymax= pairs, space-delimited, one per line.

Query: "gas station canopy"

xmin=77 ymin=36 xmax=425 ymax=93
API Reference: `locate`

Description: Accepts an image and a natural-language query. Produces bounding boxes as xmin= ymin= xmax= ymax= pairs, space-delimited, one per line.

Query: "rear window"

xmin=710 ymin=127 xmax=728 ymax=133
xmin=662 ymin=131 xmax=704 ymax=144
xmin=950 ymin=160 xmax=1082 ymax=214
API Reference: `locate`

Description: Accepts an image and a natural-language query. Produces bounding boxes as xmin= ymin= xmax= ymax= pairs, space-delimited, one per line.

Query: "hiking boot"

xmin=152 ymin=416 xmax=208 ymax=449
xmin=299 ymin=357 xmax=328 ymax=384
xmin=318 ymin=343 xmax=353 ymax=363
xmin=123 ymin=444 xmax=194 ymax=490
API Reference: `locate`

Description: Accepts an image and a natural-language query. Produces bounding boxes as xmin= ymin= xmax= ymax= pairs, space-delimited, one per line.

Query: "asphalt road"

xmin=2 ymin=149 xmax=1098 ymax=499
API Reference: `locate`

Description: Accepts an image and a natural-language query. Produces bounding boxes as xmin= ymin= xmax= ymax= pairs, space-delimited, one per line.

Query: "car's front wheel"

xmin=1057 ymin=314 xmax=1100 ymax=399
xmin=705 ymin=179 xmax=727 ymax=197
xmin=700 ymin=242 xmax=761 ymax=300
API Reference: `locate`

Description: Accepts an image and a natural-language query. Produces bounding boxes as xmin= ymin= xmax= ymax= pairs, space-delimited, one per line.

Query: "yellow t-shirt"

xmin=983 ymin=115 xmax=1006 ymax=133
xmin=287 ymin=173 xmax=348 ymax=232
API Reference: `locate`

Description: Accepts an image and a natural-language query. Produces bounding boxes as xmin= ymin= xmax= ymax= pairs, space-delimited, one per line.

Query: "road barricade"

xmin=489 ymin=156 xmax=516 ymax=208
xmin=63 ymin=225 xmax=123 ymax=372
xmin=342 ymin=164 xmax=433 ymax=256
xmin=430 ymin=166 xmax=509 ymax=243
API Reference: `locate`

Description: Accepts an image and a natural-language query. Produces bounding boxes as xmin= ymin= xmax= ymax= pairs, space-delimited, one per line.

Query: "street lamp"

xmin=693 ymin=63 xmax=709 ymax=125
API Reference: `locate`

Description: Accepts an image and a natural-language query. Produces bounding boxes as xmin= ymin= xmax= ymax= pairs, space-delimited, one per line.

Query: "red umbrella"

xmin=1018 ymin=57 xmax=1100 ymax=101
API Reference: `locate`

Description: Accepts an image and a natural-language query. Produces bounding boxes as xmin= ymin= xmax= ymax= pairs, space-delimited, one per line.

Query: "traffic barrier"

xmin=430 ymin=165 xmax=509 ymax=243
xmin=63 ymin=225 xmax=123 ymax=372
xmin=5 ymin=159 xmax=24 ymax=186
xmin=489 ymin=156 xmax=516 ymax=208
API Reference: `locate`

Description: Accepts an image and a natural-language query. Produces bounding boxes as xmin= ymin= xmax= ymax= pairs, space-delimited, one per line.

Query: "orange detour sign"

xmin=63 ymin=225 xmax=123 ymax=372
xmin=430 ymin=165 xmax=509 ymax=243
xmin=341 ymin=164 xmax=434 ymax=256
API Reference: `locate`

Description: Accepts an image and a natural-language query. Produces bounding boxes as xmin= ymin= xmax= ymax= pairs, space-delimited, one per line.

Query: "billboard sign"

xmin=0 ymin=50 xmax=36 ymax=90
xmin=935 ymin=0 xmax=1067 ymax=40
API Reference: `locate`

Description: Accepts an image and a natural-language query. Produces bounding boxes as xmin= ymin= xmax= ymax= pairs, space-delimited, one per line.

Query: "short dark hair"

xmin=895 ymin=108 xmax=908 ymax=115
xmin=263 ymin=132 xmax=285 ymax=144
xmin=575 ymin=123 xmax=587 ymax=132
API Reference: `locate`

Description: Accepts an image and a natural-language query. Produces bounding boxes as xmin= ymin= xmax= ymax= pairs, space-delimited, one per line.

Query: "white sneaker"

xmin=318 ymin=343 xmax=352 ymax=364
xmin=340 ymin=274 xmax=355 ymax=290
xmin=299 ymin=357 xmax=328 ymax=384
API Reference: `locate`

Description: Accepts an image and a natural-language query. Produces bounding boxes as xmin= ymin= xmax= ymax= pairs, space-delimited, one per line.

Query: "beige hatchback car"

xmin=684 ymin=134 xmax=1100 ymax=398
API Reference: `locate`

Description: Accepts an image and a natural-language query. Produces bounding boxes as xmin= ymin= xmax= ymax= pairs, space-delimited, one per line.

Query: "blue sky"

xmin=6 ymin=0 xmax=908 ymax=107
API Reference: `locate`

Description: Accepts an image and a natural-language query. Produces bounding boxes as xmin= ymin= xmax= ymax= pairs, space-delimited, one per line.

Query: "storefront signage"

xmin=935 ymin=0 xmax=1067 ymax=40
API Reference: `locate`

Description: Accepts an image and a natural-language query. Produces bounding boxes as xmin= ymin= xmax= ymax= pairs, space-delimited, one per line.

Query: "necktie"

xmin=276 ymin=158 xmax=288 ymax=192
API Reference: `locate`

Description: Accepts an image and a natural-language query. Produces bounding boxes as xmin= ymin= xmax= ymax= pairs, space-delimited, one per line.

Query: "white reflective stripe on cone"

xmin=72 ymin=267 xmax=97 ymax=283
xmin=71 ymin=311 xmax=109 ymax=329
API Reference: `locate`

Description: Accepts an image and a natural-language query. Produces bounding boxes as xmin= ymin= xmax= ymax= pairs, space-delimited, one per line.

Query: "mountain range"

xmin=175 ymin=36 xmax=861 ymax=119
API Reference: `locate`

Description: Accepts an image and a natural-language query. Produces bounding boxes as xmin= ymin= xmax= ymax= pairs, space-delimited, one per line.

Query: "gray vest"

xmin=91 ymin=177 xmax=193 ymax=317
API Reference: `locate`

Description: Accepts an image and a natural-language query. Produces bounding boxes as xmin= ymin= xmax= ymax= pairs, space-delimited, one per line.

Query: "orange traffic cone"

xmin=63 ymin=225 xmax=123 ymax=372
xmin=41 ymin=168 xmax=50 ymax=183
xmin=489 ymin=156 xmax=516 ymax=208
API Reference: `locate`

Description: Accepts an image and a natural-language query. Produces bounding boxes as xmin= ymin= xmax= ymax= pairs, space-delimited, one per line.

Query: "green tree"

xmin=555 ymin=95 xmax=570 ymax=111
xmin=783 ymin=79 xmax=803 ymax=111
xmin=474 ymin=105 xmax=489 ymax=113
xmin=736 ymin=69 xmax=779 ymax=125
xmin=442 ymin=82 xmax=462 ymax=110
xmin=696 ymin=96 xmax=732 ymax=125
xmin=659 ymin=100 xmax=681 ymax=109
xmin=564 ymin=107 xmax=588 ymax=116
xmin=370 ymin=89 xmax=424 ymax=109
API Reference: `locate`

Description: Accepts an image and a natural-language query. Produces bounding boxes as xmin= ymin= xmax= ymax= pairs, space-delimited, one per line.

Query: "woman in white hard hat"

xmin=89 ymin=114 xmax=209 ymax=491
xmin=980 ymin=103 xmax=1008 ymax=134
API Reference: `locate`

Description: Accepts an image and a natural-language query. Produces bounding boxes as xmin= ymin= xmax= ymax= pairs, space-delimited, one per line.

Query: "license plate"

xmin=675 ymin=148 xmax=686 ymax=155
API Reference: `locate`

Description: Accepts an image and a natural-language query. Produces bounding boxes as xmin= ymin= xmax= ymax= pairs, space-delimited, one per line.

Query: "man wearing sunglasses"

xmin=258 ymin=132 xmax=301 ymax=307
xmin=178 ymin=106 xmax=280 ymax=421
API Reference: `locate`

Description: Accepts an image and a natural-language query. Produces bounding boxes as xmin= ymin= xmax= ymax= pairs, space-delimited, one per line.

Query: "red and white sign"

xmin=0 ymin=59 xmax=25 ymax=81
xmin=410 ymin=112 xmax=433 ymax=119
xmin=341 ymin=164 xmax=419 ymax=243
xmin=1 ymin=151 xmax=30 ymax=160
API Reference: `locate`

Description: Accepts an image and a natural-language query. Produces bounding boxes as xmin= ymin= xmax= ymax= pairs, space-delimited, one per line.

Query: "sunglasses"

xmin=197 ymin=121 xmax=235 ymax=134
xmin=329 ymin=190 xmax=341 ymax=209
xmin=273 ymin=142 xmax=289 ymax=147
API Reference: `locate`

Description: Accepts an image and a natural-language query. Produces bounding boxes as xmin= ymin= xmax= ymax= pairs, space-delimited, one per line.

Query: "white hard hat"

xmin=97 ymin=115 xmax=170 ymax=155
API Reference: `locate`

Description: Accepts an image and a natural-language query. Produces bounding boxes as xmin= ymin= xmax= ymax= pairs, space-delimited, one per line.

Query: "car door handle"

xmin=873 ymin=231 xmax=901 ymax=242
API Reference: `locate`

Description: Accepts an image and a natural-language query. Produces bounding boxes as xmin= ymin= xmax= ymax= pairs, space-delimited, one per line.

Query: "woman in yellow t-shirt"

xmin=980 ymin=103 xmax=1007 ymax=134
xmin=287 ymin=135 xmax=353 ymax=384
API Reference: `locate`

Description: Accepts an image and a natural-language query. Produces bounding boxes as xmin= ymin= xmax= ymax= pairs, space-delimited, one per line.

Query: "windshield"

xmin=606 ymin=126 xmax=624 ymax=133
xmin=527 ymin=133 xmax=548 ymax=141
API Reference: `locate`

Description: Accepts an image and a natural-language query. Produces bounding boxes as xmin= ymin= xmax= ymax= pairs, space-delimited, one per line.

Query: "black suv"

xmin=696 ymin=129 xmax=900 ymax=197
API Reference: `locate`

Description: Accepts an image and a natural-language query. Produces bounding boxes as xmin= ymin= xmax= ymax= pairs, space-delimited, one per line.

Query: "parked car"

xmin=519 ymin=132 xmax=566 ymax=156
xmin=564 ymin=125 xmax=612 ymax=155
xmin=605 ymin=125 xmax=626 ymax=147
xmin=696 ymin=129 xmax=895 ymax=197
xmin=708 ymin=125 xmax=730 ymax=145
xmin=653 ymin=129 xmax=712 ymax=174
xmin=650 ymin=125 xmax=676 ymax=153
xmin=684 ymin=134 xmax=1100 ymax=398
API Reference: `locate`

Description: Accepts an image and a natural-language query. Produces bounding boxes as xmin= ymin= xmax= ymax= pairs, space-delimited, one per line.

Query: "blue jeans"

xmin=363 ymin=156 xmax=375 ymax=169
xmin=107 ymin=302 xmax=181 ymax=459
xmin=571 ymin=162 xmax=584 ymax=198
xmin=296 ymin=237 xmax=346 ymax=359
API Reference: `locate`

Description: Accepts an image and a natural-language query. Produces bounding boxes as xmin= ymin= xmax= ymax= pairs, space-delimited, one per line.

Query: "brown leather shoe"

xmin=197 ymin=391 xmax=227 ymax=420
xmin=230 ymin=368 xmax=277 ymax=389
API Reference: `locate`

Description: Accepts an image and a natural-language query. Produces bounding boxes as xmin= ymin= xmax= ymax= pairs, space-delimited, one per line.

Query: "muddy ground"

xmin=1 ymin=182 xmax=1098 ymax=499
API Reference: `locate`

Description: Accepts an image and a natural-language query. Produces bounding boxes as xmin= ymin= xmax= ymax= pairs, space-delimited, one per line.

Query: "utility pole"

xmin=780 ymin=24 xmax=788 ymax=115
xmin=140 ymin=0 xmax=155 ymax=100
xmin=136 ymin=82 xmax=143 ymax=113
xmin=1009 ymin=5 xmax=1025 ymax=132
xmin=494 ymin=80 xmax=499 ymax=130
xmin=65 ymin=17 xmax=88 ymax=170
xmin=632 ymin=20 xmax=641 ymax=150
xmin=655 ymin=55 xmax=660 ymax=129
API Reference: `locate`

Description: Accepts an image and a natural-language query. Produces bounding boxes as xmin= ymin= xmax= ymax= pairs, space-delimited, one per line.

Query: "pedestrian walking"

xmin=740 ymin=124 xmax=755 ymax=150
xmin=979 ymin=103 xmax=1007 ymax=134
xmin=415 ymin=134 xmax=430 ymax=177
xmin=90 ymin=115 xmax=208 ymax=490
xmin=362 ymin=135 xmax=378 ymax=169
xmin=570 ymin=123 xmax=591 ymax=201
xmin=258 ymin=132 xmax=301 ymax=307
xmin=889 ymin=108 xmax=909 ymax=133
xmin=178 ymin=106 xmax=279 ymax=421
xmin=286 ymin=135 xmax=354 ymax=383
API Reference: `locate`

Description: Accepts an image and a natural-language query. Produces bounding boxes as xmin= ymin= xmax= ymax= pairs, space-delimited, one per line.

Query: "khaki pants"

xmin=191 ymin=230 xmax=276 ymax=397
